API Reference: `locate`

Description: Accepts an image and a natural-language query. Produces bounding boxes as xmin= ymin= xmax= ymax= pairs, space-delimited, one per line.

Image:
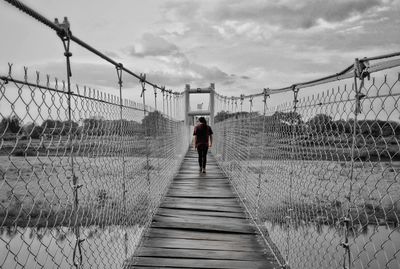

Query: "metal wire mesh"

xmin=0 ymin=65 xmax=188 ymax=269
xmin=212 ymin=60 xmax=400 ymax=269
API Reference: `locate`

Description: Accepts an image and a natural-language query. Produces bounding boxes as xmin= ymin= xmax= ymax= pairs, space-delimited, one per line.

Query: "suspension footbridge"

xmin=1 ymin=1 xmax=400 ymax=268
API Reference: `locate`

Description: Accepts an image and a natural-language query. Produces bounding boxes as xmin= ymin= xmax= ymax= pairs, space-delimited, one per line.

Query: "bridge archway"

xmin=184 ymin=83 xmax=215 ymax=127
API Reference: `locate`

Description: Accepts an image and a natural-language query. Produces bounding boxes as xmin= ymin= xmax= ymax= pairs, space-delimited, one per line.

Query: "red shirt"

xmin=193 ymin=123 xmax=213 ymax=147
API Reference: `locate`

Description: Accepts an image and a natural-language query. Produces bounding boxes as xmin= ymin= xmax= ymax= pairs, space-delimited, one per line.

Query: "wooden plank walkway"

xmin=129 ymin=150 xmax=279 ymax=269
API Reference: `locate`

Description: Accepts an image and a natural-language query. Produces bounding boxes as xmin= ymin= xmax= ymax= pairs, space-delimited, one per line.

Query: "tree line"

xmin=214 ymin=111 xmax=400 ymax=137
xmin=0 ymin=111 xmax=168 ymax=139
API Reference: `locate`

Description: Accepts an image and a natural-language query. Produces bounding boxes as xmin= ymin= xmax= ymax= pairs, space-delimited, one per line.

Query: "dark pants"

xmin=197 ymin=144 xmax=208 ymax=169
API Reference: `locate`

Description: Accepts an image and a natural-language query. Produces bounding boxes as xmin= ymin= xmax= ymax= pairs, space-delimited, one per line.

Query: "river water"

xmin=266 ymin=221 xmax=400 ymax=269
xmin=0 ymin=225 xmax=144 ymax=269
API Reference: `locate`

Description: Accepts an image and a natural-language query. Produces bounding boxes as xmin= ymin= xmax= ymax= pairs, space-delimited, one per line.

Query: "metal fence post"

xmin=283 ymin=86 xmax=299 ymax=269
xmin=341 ymin=58 xmax=368 ymax=269
xmin=256 ymin=89 xmax=270 ymax=220
xmin=55 ymin=17 xmax=84 ymax=269
xmin=115 ymin=63 xmax=128 ymax=259
xmin=140 ymin=74 xmax=151 ymax=200
xmin=244 ymin=97 xmax=253 ymax=200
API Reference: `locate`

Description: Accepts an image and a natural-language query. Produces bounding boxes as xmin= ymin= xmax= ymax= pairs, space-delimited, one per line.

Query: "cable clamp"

xmin=340 ymin=242 xmax=349 ymax=249
xmin=140 ymin=73 xmax=146 ymax=97
xmin=355 ymin=58 xmax=370 ymax=80
xmin=55 ymin=17 xmax=71 ymax=39
xmin=292 ymin=85 xmax=299 ymax=97
xmin=116 ymin=63 xmax=123 ymax=87
xmin=73 ymin=184 xmax=83 ymax=190
xmin=263 ymin=88 xmax=270 ymax=103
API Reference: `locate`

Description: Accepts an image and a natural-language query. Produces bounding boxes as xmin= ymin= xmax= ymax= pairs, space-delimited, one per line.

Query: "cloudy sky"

xmin=0 ymin=0 xmax=399 ymax=100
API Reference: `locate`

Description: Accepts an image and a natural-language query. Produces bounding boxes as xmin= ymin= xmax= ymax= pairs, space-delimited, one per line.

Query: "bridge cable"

xmin=2 ymin=0 xmax=177 ymax=94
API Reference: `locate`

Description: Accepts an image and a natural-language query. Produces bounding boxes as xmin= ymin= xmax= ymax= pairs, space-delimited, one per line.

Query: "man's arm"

xmin=193 ymin=126 xmax=197 ymax=149
xmin=209 ymin=134 xmax=213 ymax=148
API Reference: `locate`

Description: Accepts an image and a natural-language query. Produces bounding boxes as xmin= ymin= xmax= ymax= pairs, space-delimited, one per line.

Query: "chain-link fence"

xmin=0 ymin=1 xmax=189 ymax=267
xmin=212 ymin=55 xmax=400 ymax=269
xmin=0 ymin=64 xmax=188 ymax=268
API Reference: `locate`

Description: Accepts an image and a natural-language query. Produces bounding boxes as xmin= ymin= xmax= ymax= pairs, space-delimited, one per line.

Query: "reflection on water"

xmin=0 ymin=225 xmax=144 ymax=269
xmin=266 ymin=221 xmax=400 ymax=269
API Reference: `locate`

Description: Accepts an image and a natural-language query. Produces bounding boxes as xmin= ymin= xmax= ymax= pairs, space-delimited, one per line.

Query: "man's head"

xmin=198 ymin=117 xmax=206 ymax=124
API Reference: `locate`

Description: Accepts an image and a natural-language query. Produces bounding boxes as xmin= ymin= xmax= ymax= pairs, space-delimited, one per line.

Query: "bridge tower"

xmin=184 ymin=83 xmax=215 ymax=145
xmin=184 ymin=83 xmax=215 ymax=126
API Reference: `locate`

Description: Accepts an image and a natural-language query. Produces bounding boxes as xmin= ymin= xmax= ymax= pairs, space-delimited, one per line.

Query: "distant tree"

xmin=41 ymin=119 xmax=79 ymax=136
xmin=62 ymin=120 xmax=79 ymax=136
xmin=142 ymin=111 xmax=165 ymax=136
xmin=0 ymin=115 xmax=22 ymax=133
xmin=24 ymin=123 xmax=44 ymax=139
xmin=83 ymin=118 xmax=104 ymax=136
xmin=214 ymin=111 xmax=232 ymax=123
xmin=333 ymin=119 xmax=352 ymax=134
xmin=273 ymin=111 xmax=302 ymax=125
xmin=41 ymin=119 xmax=63 ymax=135
xmin=308 ymin=114 xmax=333 ymax=133
xmin=214 ymin=111 xmax=254 ymax=123
xmin=358 ymin=120 xmax=399 ymax=137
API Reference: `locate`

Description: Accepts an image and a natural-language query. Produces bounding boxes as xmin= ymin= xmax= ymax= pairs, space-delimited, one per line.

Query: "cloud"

xmin=147 ymin=56 xmax=239 ymax=87
xmin=32 ymin=61 xmax=139 ymax=90
xmin=129 ymin=33 xmax=180 ymax=57
xmin=164 ymin=0 xmax=389 ymax=30
xmin=126 ymin=33 xmax=247 ymax=87
xmin=216 ymin=0 xmax=386 ymax=29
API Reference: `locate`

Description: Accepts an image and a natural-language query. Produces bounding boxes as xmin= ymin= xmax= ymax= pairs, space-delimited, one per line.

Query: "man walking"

xmin=193 ymin=117 xmax=213 ymax=173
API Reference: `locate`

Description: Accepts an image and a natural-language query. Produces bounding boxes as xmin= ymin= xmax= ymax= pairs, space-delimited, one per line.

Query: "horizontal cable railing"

xmin=212 ymin=54 xmax=400 ymax=269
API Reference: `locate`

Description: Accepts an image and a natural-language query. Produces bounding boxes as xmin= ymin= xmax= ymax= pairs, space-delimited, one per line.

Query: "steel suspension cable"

xmin=3 ymin=0 xmax=173 ymax=94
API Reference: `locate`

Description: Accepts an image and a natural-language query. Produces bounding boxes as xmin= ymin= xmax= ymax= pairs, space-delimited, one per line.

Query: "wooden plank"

xmin=137 ymin=247 xmax=268 ymax=261
xmin=152 ymin=216 xmax=252 ymax=231
xmin=153 ymin=214 xmax=249 ymax=226
xmin=161 ymin=203 xmax=244 ymax=213
xmin=151 ymin=220 xmax=254 ymax=234
xmin=168 ymin=186 xmax=232 ymax=192
xmin=167 ymin=191 xmax=235 ymax=198
xmin=178 ymin=166 xmax=225 ymax=172
xmin=156 ymin=208 xmax=246 ymax=219
xmin=170 ymin=181 xmax=231 ymax=185
xmin=163 ymin=197 xmax=239 ymax=206
xmin=133 ymin=257 xmax=271 ymax=269
xmin=174 ymin=174 xmax=228 ymax=178
xmin=143 ymin=238 xmax=261 ymax=252
xmin=145 ymin=228 xmax=257 ymax=242
xmin=130 ymin=267 xmax=193 ymax=269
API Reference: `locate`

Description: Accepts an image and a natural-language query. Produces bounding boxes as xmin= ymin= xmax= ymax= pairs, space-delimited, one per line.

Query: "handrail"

xmin=215 ymin=52 xmax=400 ymax=100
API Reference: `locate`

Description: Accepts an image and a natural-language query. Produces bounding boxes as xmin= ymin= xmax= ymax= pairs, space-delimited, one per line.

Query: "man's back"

xmin=193 ymin=118 xmax=213 ymax=173
xmin=194 ymin=123 xmax=212 ymax=146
